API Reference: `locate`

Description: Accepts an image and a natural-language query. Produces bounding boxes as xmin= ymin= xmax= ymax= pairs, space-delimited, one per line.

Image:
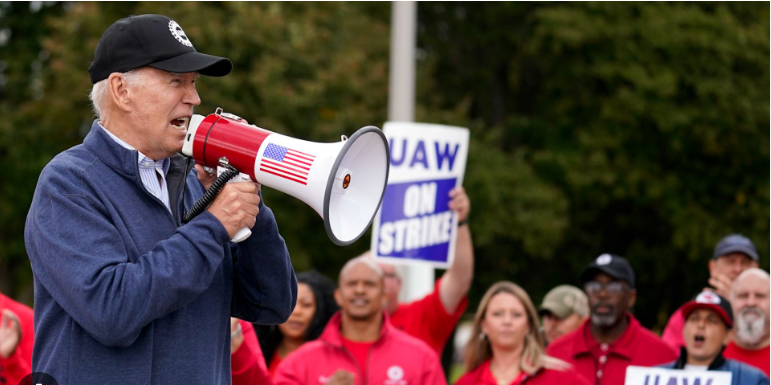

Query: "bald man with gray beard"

xmin=725 ymin=268 xmax=770 ymax=377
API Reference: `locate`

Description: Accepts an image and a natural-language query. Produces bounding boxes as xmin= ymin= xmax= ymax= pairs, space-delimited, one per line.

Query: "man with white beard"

xmin=725 ymin=268 xmax=770 ymax=377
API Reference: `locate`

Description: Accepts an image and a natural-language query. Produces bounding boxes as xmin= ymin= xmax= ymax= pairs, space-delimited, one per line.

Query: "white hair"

xmin=88 ymin=69 xmax=148 ymax=120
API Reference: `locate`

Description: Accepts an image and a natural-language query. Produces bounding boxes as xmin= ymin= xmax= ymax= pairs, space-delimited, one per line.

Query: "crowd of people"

xmin=0 ymin=13 xmax=768 ymax=385
xmin=213 ymin=231 xmax=770 ymax=385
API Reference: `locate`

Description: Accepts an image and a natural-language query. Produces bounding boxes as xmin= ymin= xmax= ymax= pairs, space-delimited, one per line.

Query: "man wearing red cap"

xmin=662 ymin=234 xmax=761 ymax=352
xmin=660 ymin=292 xmax=769 ymax=385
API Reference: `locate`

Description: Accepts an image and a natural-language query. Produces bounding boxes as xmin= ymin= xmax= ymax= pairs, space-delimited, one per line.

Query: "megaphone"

xmin=181 ymin=108 xmax=390 ymax=246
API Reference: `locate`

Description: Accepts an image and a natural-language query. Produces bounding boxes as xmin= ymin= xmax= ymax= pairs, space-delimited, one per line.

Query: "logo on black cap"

xmin=596 ymin=254 xmax=612 ymax=266
xmin=168 ymin=20 xmax=193 ymax=48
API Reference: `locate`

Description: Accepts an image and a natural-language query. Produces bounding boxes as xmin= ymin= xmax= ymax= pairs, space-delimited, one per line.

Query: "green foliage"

xmin=0 ymin=2 xmax=768 ymax=333
xmin=418 ymin=2 xmax=769 ymax=328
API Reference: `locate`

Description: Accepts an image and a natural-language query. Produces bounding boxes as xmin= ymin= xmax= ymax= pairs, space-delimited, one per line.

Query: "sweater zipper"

xmin=364 ymin=345 xmax=373 ymax=385
xmin=173 ymin=158 xmax=193 ymax=227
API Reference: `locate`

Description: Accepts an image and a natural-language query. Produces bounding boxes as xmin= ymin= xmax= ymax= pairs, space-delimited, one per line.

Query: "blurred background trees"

xmin=0 ymin=2 xmax=768 ymax=333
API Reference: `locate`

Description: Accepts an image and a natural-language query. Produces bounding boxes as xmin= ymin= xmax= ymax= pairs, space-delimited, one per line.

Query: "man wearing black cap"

xmin=546 ymin=254 xmax=677 ymax=385
xmin=662 ymin=234 xmax=761 ymax=352
xmin=25 ymin=15 xmax=297 ymax=384
xmin=660 ymin=292 xmax=769 ymax=384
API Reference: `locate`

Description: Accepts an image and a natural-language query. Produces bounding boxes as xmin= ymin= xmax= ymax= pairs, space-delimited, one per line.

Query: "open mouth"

xmin=170 ymin=117 xmax=190 ymax=131
xmin=694 ymin=335 xmax=705 ymax=346
xmin=350 ymin=298 xmax=370 ymax=306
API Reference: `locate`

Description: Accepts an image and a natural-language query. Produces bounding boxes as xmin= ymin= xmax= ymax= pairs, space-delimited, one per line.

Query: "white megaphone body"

xmin=181 ymin=108 xmax=389 ymax=246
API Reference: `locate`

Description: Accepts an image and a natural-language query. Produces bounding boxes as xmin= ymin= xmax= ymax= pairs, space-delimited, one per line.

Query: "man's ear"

xmin=334 ymin=288 xmax=343 ymax=308
xmin=108 ymin=73 xmax=133 ymax=113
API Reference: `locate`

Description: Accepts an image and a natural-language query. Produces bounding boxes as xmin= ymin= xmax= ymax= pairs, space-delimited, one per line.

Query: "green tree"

xmin=417 ymin=2 xmax=769 ymax=328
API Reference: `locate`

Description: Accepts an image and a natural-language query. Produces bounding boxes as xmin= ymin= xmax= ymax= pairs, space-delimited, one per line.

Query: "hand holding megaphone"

xmin=193 ymin=163 xmax=259 ymax=242
xmin=182 ymin=108 xmax=390 ymax=246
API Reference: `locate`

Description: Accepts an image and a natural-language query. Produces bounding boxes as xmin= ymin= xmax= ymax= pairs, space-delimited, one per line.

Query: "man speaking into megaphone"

xmin=24 ymin=15 xmax=299 ymax=385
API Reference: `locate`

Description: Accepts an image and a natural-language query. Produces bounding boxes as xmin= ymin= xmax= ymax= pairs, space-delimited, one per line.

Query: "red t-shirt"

xmin=546 ymin=314 xmax=678 ymax=385
xmin=341 ymin=337 xmax=375 ymax=374
xmin=0 ymin=293 xmax=34 ymax=385
xmin=268 ymin=351 xmax=282 ymax=377
xmin=723 ymin=341 xmax=770 ymax=377
xmin=390 ymin=277 xmax=468 ymax=356
xmin=477 ymin=362 xmax=525 ymax=385
xmin=454 ymin=360 xmax=591 ymax=385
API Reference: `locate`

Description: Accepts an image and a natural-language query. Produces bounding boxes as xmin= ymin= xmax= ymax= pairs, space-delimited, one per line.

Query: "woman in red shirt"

xmin=256 ymin=270 xmax=339 ymax=376
xmin=455 ymin=281 xmax=590 ymax=385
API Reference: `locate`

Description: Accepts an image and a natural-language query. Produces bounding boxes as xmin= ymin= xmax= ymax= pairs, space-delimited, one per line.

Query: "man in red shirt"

xmin=0 ymin=292 xmax=34 ymax=385
xmin=274 ymin=257 xmax=446 ymax=385
xmin=546 ymin=254 xmax=678 ymax=385
xmin=373 ymin=186 xmax=473 ymax=356
xmin=662 ymin=234 xmax=760 ymax=351
xmin=725 ymin=268 xmax=770 ymax=376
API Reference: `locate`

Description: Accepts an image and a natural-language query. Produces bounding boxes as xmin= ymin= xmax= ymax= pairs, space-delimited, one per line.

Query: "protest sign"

xmin=371 ymin=122 xmax=469 ymax=268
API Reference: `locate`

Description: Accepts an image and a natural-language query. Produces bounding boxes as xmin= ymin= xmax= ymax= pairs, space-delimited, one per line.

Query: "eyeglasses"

xmin=584 ymin=281 xmax=627 ymax=295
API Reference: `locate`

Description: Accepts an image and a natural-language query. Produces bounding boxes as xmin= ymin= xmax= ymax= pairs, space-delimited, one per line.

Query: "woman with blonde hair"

xmin=455 ymin=281 xmax=589 ymax=385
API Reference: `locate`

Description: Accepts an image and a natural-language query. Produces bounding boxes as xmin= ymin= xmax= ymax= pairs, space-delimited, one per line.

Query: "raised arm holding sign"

xmin=368 ymin=122 xmax=473 ymax=357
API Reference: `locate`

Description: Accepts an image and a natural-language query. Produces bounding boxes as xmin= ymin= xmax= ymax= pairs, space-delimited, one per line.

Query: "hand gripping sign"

xmin=370 ymin=122 xmax=469 ymax=268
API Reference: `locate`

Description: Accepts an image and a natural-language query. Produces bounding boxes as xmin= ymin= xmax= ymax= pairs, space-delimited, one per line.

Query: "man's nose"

xmin=184 ymin=84 xmax=201 ymax=106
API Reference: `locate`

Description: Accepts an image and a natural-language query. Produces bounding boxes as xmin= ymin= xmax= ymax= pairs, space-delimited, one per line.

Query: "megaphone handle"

xmin=218 ymin=168 xmax=254 ymax=243
xmin=231 ymin=227 xmax=252 ymax=243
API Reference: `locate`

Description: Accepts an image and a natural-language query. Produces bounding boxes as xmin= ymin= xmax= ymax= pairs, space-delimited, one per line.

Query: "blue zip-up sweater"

xmin=25 ymin=121 xmax=298 ymax=384
xmin=660 ymin=347 xmax=770 ymax=385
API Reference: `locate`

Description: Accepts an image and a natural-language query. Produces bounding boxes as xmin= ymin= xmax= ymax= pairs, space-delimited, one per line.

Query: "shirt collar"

xmin=99 ymin=122 xmax=170 ymax=176
xmin=573 ymin=313 xmax=640 ymax=359
xmin=673 ymin=346 xmax=727 ymax=370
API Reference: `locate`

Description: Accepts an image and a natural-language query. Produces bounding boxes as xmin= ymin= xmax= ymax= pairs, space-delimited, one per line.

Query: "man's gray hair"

xmin=88 ymin=69 xmax=146 ymax=120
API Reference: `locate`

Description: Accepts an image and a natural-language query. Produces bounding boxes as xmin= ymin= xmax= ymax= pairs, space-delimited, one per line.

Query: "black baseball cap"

xmin=579 ymin=253 xmax=636 ymax=288
xmin=713 ymin=234 xmax=759 ymax=262
xmin=88 ymin=14 xmax=232 ymax=84
xmin=682 ymin=292 xmax=733 ymax=328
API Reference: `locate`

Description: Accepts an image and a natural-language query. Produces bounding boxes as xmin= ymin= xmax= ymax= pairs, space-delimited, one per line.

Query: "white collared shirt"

xmin=99 ymin=123 xmax=171 ymax=212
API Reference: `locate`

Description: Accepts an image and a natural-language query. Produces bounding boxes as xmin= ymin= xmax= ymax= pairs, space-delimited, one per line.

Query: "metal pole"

xmin=388 ymin=1 xmax=435 ymax=303
xmin=388 ymin=1 xmax=416 ymax=122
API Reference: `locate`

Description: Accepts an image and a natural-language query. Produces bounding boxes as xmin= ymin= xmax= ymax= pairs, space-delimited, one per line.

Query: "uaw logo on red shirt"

xmin=384 ymin=365 xmax=407 ymax=385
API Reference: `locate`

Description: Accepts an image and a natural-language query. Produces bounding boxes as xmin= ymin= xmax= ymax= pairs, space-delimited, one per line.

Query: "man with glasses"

xmin=547 ymin=254 xmax=677 ymax=385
